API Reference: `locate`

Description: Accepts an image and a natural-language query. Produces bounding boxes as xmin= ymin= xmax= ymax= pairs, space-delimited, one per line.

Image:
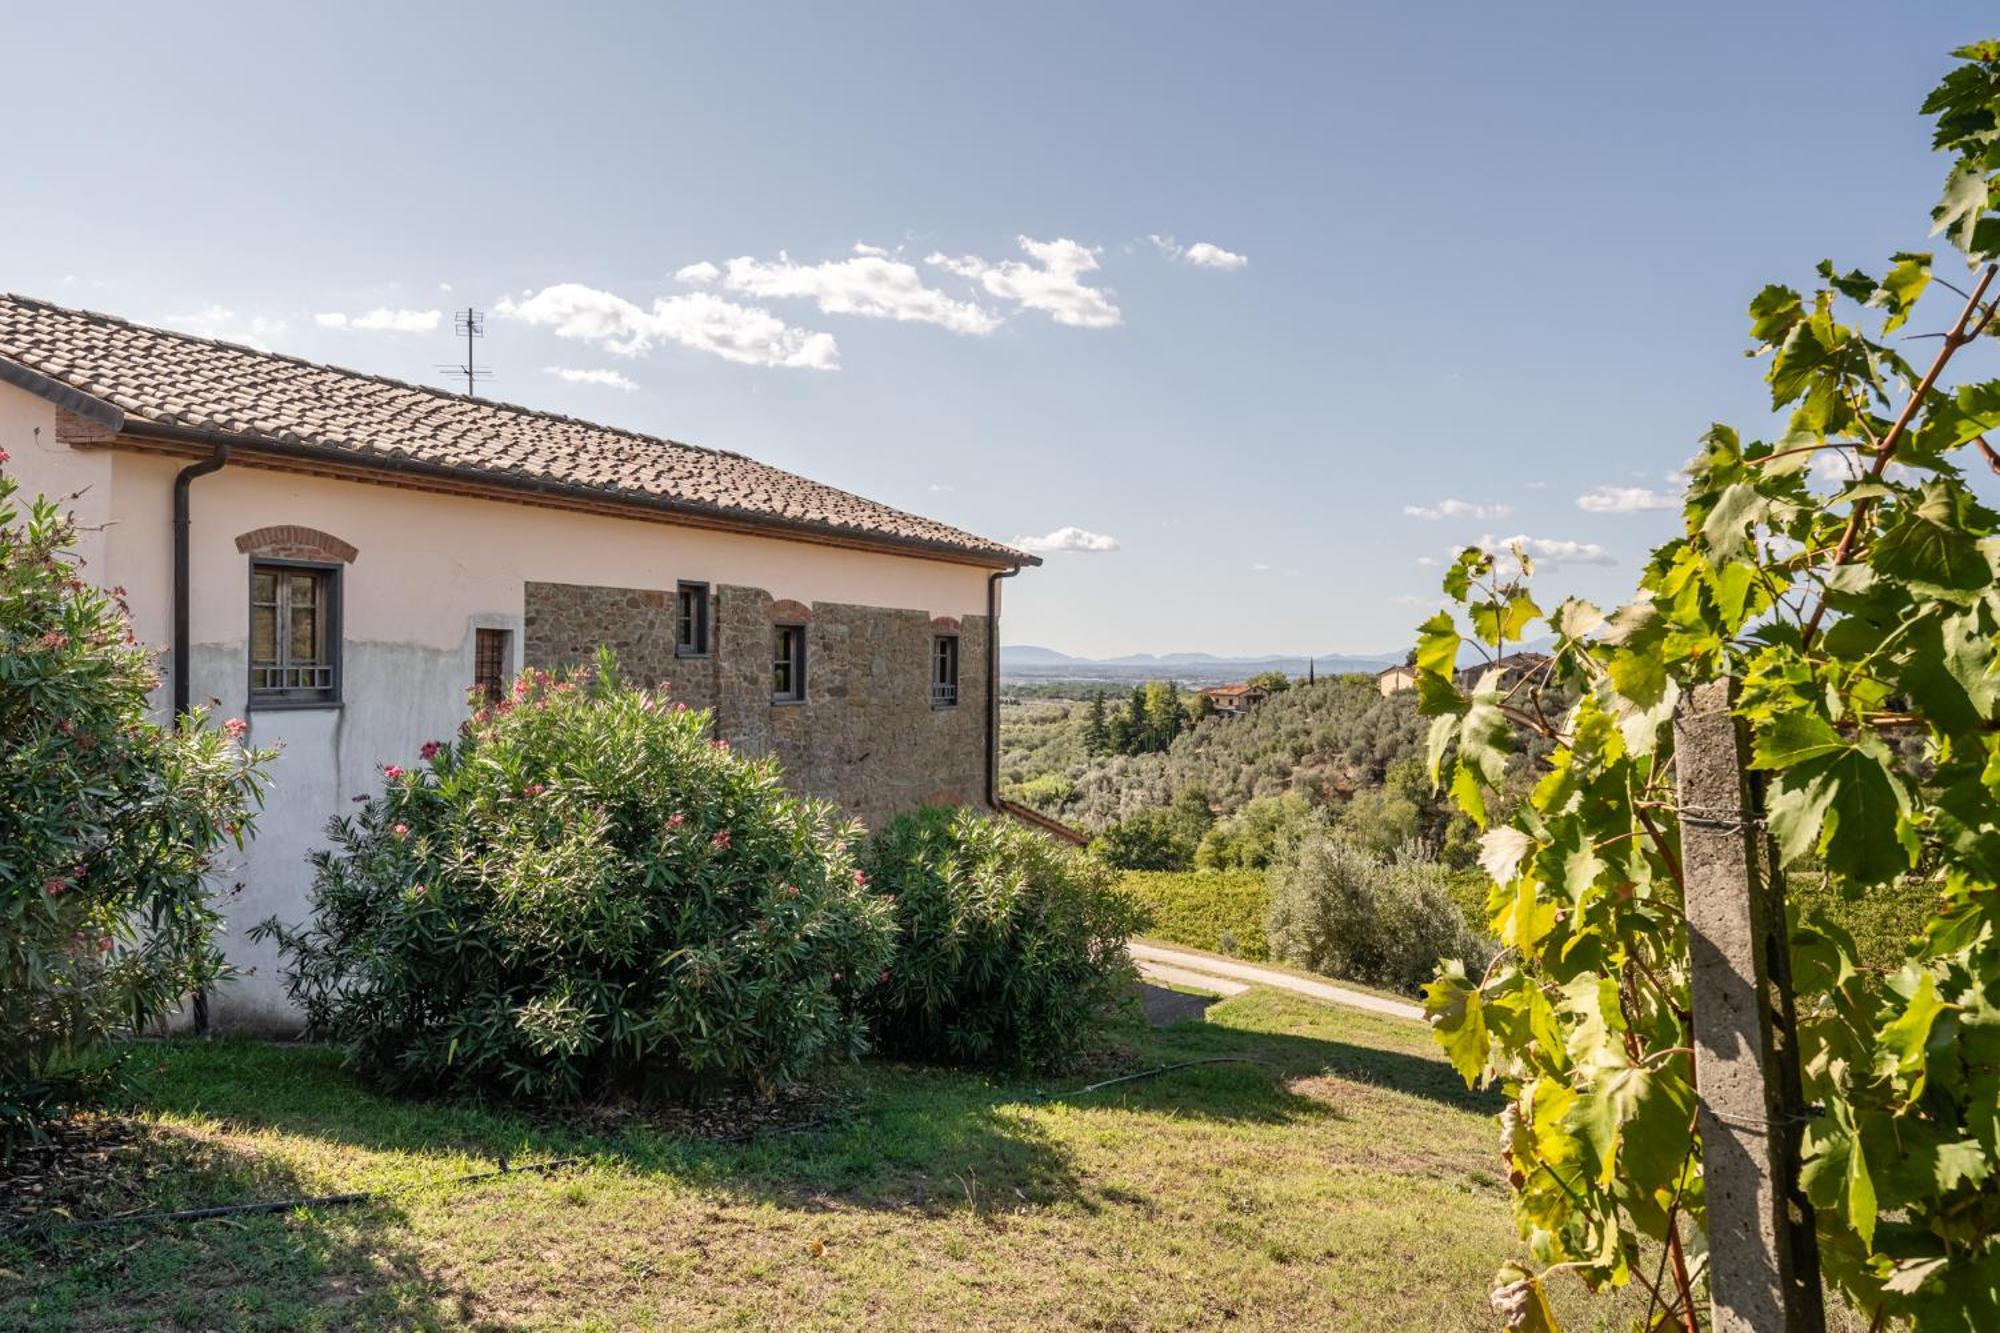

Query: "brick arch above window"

xmin=930 ymin=615 xmax=962 ymax=633
xmin=234 ymin=525 xmax=358 ymax=564
xmin=768 ymin=598 xmax=813 ymax=622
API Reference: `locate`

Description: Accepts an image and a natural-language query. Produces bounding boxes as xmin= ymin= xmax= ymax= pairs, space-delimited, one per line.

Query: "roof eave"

xmin=113 ymin=417 xmax=1040 ymax=571
xmin=0 ymin=354 xmax=125 ymax=430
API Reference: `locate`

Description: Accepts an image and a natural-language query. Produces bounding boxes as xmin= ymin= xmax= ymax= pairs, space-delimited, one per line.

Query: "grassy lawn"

xmin=4 ymin=990 xmax=1640 ymax=1332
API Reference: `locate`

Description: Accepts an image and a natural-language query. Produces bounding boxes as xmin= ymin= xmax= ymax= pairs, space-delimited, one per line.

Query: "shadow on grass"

xmin=83 ymin=988 xmax=1499 ymax=1216
xmin=0 ymin=1119 xmax=478 ymax=1332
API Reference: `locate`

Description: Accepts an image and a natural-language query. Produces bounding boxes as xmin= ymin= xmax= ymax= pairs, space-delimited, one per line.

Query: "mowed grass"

xmin=3 ymin=991 xmax=1640 ymax=1332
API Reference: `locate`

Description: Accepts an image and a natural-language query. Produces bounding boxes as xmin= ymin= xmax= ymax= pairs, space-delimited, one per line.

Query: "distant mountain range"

xmin=1001 ymin=645 xmax=1405 ymax=684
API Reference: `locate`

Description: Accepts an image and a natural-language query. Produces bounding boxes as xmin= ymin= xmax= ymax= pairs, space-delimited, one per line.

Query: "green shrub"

xmin=1266 ymin=834 xmax=1487 ymax=993
xmin=1120 ymin=870 xmax=1270 ymax=960
xmin=1193 ymin=793 xmax=1322 ymax=871
xmin=1089 ymin=806 xmax=1199 ymax=869
xmin=255 ymin=652 xmax=896 ymax=1102
xmin=2 ymin=468 xmax=272 ymax=1148
xmin=863 ymin=806 xmax=1148 ymax=1070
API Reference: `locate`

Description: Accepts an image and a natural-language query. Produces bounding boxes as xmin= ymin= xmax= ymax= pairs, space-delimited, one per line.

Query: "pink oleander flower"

xmin=673 ymin=701 xmax=689 ymax=714
xmin=392 ymin=823 xmax=409 ymax=839
xmin=710 ymin=829 xmax=732 ymax=851
xmin=223 ymin=717 xmax=249 ymax=740
xmin=411 ymin=882 xmax=428 ymax=899
xmin=666 ymin=812 xmax=686 ymax=829
xmin=38 ymin=631 xmax=69 ymax=650
xmin=44 ymin=876 xmax=68 ymax=896
xmin=853 ymin=870 xmax=869 ymax=889
xmin=419 ymin=740 xmax=443 ymax=762
xmin=522 ymin=783 xmax=546 ymax=797
xmin=383 ymin=764 xmax=406 ymax=780
xmin=710 ymin=737 xmax=729 ymax=751
xmin=98 ymin=935 xmax=113 ymax=953
xmin=224 ymin=822 xmax=238 ymax=837
xmin=513 ymin=676 xmax=531 ymax=699
xmin=0 ymin=446 xmax=10 ymax=464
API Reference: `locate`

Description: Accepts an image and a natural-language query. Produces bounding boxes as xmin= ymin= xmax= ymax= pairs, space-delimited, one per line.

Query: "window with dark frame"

xmin=249 ymin=562 xmax=339 ymax=706
xmin=932 ymin=634 xmax=960 ymax=707
xmin=772 ymin=624 xmax=806 ymax=702
xmin=474 ymin=627 xmax=511 ymax=704
xmin=676 ymin=581 xmax=710 ymax=656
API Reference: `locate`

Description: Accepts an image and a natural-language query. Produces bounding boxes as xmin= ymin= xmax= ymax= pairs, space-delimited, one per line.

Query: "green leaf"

xmin=1767 ymin=742 xmax=1917 ymax=885
xmin=1848 ymin=1118 xmax=1878 ymax=1253
xmin=1423 ymin=961 xmax=1489 ymax=1086
xmin=1872 ymin=483 xmax=1993 ymax=594
xmin=1700 ymin=483 xmax=1766 ymax=562
xmin=1478 ymin=826 xmax=1536 ymax=886
xmin=1415 ymin=612 xmax=1459 ymax=677
xmin=1876 ymin=251 xmax=1933 ymax=333
xmin=1877 ymin=966 xmax=1948 ymax=1094
xmin=1933 ymin=163 xmax=1994 ymax=258
xmin=1748 ymin=284 xmax=1804 ymax=345
xmin=1750 ymin=711 xmax=1846 ymax=770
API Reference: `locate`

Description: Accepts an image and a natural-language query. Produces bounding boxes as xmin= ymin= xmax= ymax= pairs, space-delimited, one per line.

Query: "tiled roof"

xmin=0 ymin=294 xmax=1031 ymax=566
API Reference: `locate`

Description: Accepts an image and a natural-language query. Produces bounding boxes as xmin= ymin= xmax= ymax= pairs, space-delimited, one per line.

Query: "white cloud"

xmin=928 ymin=482 xmax=954 ymax=493
xmin=543 ymin=365 xmax=638 ymax=391
xmin=1012 ymin=526 xmax=1121 ymax=554
xmin=1577 ymin=485 xmax=1678 ymax=513
xmin=714 ymin=245 xmax=1000 ymax=335
xmin=438 ymin=282 xmax=454 ymax=293
xmin=1250 ymin=561 xmax=1273 ymax=572
xmin=1403 ymin=498 xmax=1514 ymax=521
xmin=1416 ymin=556 xmax=1439 ymax=566
xmin=494 ymin=282 xmax=839 ymax=370
xmin=1466 ymin=533 xmax=1616 ymax=574
xmin=1184 ymin=241 xmax=1249 ymax=270
xmin=1148 ymin=234 xmax=1249 ymax=270
xmin=1811 ymin=447 xmax=1916 ymax=485
xmin=313 ymin=307 xmax=443 ymax=334
xmin=928 ymin=236 xmax=1121 ymax=328
xmin=674 ymin=261 xmax=721 ymax=285
xmin=164 ymin=305 xmax=289 ymax=349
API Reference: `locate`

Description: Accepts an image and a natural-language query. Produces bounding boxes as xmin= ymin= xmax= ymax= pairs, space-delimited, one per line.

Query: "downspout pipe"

xmin=172 ymin=439 xmax=229 ymax=718
xmin=171 ymin=438 xmax=228 ymax=1035
xmin=985 ymin=567 xmax=1019 ymax=808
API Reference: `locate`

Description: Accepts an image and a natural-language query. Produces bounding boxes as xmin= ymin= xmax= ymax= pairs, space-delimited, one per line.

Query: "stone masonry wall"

xmin=523 ymin=580 xmax=988 ymax=832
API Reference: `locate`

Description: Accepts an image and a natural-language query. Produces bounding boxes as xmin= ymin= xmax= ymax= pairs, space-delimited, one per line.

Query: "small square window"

xmin=773 ymin=624 xmax=806 ymax=702
xmin=676 ymin=582 xmax=710 ymax=657
xmin=932 ymin=634 xmax=960 ymax=707
xmin=249 ymin=561 xmax=340 ymax=707
xmin=474 ymin=627 xmax=511 ymax=704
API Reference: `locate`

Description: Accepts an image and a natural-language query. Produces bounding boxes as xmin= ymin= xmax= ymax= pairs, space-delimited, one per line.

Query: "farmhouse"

xmin=0 ymin=294 xmax=1036 ymax=1029
xmin=1199 ymin=681 xmax=1268 ymax=716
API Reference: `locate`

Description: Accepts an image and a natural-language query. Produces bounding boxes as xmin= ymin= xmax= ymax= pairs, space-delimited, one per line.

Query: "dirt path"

xmin=1129 ymin=941 xmax=1424 ymax=1022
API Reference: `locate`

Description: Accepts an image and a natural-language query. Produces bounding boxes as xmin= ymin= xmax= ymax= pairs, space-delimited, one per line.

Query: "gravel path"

xmin=1129 ymin=942 xmax=1424 ymax=1022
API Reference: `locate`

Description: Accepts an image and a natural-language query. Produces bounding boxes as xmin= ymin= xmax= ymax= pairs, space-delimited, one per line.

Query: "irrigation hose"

xmin=23 ymin=1055 xmax=1270 ymax=1237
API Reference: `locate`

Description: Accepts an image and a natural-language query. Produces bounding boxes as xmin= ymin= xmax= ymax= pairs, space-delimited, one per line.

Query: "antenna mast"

xmin=438 ymin=307 xmax=491 ymax=397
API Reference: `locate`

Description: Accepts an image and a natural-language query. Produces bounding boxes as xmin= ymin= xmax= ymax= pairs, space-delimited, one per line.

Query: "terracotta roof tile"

xmin=0 ymin=294 xmax=1031 ymax=566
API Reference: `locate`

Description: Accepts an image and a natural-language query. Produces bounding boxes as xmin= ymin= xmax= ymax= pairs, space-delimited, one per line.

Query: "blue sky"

xmin=3 ymin=3 xmax=1994 ymax=657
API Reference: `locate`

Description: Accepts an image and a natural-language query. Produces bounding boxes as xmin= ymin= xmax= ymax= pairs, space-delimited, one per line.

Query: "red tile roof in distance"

xmin=0 ymin=294 xmax=1032 ymax=567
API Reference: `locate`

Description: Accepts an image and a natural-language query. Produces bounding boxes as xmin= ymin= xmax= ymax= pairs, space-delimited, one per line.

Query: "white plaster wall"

xmin=70 ymin=444 xmax=997 ymax=1029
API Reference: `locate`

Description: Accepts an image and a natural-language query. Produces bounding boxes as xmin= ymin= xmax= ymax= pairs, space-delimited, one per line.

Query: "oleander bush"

xmin=1119 ymin=869 xmax=1270 ymax=960
xmin=863 ymin=806 xmax=1148 ymax=1070
xmin=1 ymin=466 xmax=272 ymax=1150
xmin=255 ymin=651 xmax=896 ymax=1102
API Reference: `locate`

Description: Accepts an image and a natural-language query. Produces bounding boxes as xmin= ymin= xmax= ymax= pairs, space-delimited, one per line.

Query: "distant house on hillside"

xmin=1378 ymin=652 xmax=1551 ymax=698
xmin=1458 ymin=651 xmax=1552 ymax=692
xmin=1375 ymin=663 xmax=1417 ymax=696
xmin=1200 ymin=682 xmax=1269 ymax=717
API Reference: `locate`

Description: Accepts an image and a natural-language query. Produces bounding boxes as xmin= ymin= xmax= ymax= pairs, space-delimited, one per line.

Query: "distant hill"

xmin=1002 ymin=645 xmax=1403 ymax=685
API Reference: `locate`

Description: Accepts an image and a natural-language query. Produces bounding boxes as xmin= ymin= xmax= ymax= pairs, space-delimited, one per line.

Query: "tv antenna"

xmin=438 ymin=308 xmax=492 ymax=397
